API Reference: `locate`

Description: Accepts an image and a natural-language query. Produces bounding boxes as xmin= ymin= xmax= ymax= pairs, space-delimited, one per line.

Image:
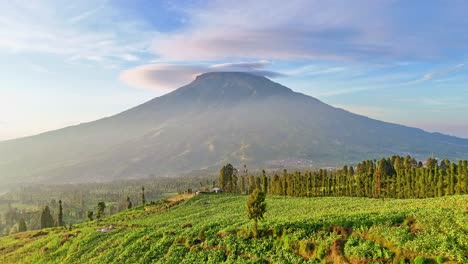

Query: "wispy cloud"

xmin=413 ymin=63 xmax=466 ymax=83
xmin=150 ymin=1 xmax=468 ymax=62
xmin=0 ymin=0 xmax=152 ymax=65
xmin=285 ymin=65 xmax=348 ymax=76
xmin=25 ymin=62 xmax=54 ymax=74
xmin=152 ymin=0 xmax=394 ymax=61
xmin=69 ymin=1 xmax=107 ymax=24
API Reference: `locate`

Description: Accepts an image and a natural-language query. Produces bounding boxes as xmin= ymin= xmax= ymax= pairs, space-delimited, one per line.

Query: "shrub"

xmin=298 ymin=240 xmax=314 ymax=258
xmin=414 ymin=256 xmax=431 ymax=264
xmin=316 ymin=243 xmax=327 ymax=259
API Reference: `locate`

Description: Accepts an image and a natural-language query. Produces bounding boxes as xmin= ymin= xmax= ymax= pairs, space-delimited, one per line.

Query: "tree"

xmin=58 ymin=200 xmax=64 ymax=226
xmin=127 ymin=196 xmax=132 ymax=209
xmin=261 ymin=170 xmax=268 ymax=194
xmin=246 ymin=188 xmax=267 ymax=238
xmin=426 ymin=158 xmax=437 ymax=170
xmin=219 ymin=164 xmax=235 ymax=192
xmin=97 ymin=202 xmax=106 ymax=221
xmin=436 ymin=169 xmax=444 ymax=197
xmin=87 ymin=211 xmax=94 ymax=221
xmin=141 ymin=186 xmax=146 ymax=205
xmin=40 ymin=206 xmax=54 ymax=229
xmin=18 ymin=218 xmax=27 ymax=232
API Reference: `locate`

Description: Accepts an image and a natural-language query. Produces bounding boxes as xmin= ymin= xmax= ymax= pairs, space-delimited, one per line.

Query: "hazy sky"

xmin=1 ymin=0 xmax=468 ymax=140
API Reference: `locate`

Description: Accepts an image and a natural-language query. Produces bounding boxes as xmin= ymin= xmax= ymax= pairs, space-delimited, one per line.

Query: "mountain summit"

xmin=170 ymin=72 xmax=294 ymax=101
xmin=1 ymin=72 xmax=468 ymax=185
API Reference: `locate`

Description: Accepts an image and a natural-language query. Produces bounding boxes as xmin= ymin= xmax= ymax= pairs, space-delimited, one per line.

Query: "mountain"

xmin=1 ymin=72 xmax=468 ymax=185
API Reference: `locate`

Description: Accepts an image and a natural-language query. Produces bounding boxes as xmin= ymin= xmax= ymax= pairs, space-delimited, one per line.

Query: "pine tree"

xmin=246 ymin=188 xmax=266 ymax=238
xmin=436 ymin=168 xmax=444 ymax=197
xmin=87 ymin=211 xmax=94 ymax=221
xmin=141 ymin=186 xmax=146 ymax=205
xmin=126 ymin=196 xmax=132 ymax=209
xmin=448 ymin=163 xmax=456 ymax=195
xmin=241 ymin=165 xmax=248 ymax=194
xmin=58 ymin=200 xmax=64 ymax=226
xmin=464 ymin=160 xmax=468 ymax=194
xmin=18 ymin=218 xmax=27 ymax=232
xmin=456 ymin=161 xmax=463 ymax=195
xmin=219 ymin=164 xmax=235 ymax=192
xmin=425 ymin=158 xmax=437 ymax=170
xmin=261 ymin=170 xmax=268 ymax=194
xmin=40 ymin=206 xmax=54 ymax=229
xmin=232 ymin=170 xmax=239 ymax=193
xmin=97 ymin=202 xmax=106 ymax=221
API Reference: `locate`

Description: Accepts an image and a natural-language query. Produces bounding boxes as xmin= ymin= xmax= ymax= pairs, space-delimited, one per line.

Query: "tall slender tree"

xmin=40 ymin=206 xmax=54 ymax=229
xmin=58 ymin=200 xmax=64 ymax=226
xmin=87 ymin=211 xmax=94 ymax=221
xmin=97 ymin=202 xmax=106 ymax=221
xmin=246 ymin=188 xmax=266 ymax=238
xmin=127 ymin=196 xmax=132 ymax=209
xmin=18 ymin=218 xmax=27 ymax=232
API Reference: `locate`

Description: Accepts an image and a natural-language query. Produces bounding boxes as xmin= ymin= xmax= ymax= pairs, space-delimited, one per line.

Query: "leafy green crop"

xmin=0 ymin=194 xmax=466 ymax=263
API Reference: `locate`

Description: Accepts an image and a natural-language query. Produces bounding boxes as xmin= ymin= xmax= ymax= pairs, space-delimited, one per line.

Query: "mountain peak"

xmin=169 ymin=71 xmax=293 ymax=101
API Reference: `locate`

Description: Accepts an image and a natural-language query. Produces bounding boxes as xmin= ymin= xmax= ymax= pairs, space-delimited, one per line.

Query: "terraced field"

xmin=1 ymin=194 xmax=467 ymax=263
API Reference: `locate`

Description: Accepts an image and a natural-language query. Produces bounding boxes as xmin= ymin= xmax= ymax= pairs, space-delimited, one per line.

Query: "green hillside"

xmin=1 ymin=194 xmax=467 ymax=263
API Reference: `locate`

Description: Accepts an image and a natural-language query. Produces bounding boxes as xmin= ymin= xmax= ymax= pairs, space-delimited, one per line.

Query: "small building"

xmin=213 ymin=187 xmax=222 ymax=193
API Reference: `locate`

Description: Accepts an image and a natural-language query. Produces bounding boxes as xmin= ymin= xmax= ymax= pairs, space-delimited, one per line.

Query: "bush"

xmin=316 ymin=243 xmax=327 ymax=259
xmin=414 ymin=256 xmax=431 ymax=264
xmin=298 ymin=240 xmax=314 ymax=258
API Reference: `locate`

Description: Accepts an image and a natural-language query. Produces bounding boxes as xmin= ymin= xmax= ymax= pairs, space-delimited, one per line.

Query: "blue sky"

xmin=1 ymin=0 xmax=468 ymax=140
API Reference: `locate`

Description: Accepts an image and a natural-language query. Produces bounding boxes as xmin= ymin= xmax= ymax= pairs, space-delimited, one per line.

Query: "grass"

xmin=0 ymin=194 xmax=467 ymax=263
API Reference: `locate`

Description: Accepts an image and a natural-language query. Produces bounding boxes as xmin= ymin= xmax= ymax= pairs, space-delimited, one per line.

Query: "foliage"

xmin=221 ymin=156 xmax=468 ymax=200
xmin=40 ymin=206 xmax=54 ymax=229
xmin=246 ymin=188 xmax=267 ymax=238
xmin=219 ymin=164 xmax=236 ymax=192
xmin=58 ymin=200 xmax=64 ymax=227
xmin=18 ymin=218 xmax=27 ymax=232
xmin=97 ymin=202 xmax=106 ymax=221
xmin=0 ymin=194 xmax=466 ymax=264
xmin=126 ymin=196 xmax=132 ymax=210
xmin=87 ymin=211 xmax=93 ymax=221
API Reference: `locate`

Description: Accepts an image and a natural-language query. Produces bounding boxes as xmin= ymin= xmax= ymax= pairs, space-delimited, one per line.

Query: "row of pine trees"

xmin=219 ymin=155 xmax=468 ymax=199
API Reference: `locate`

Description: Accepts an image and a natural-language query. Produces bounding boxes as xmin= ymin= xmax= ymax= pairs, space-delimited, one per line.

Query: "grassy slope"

xmin=0 ymin=194 xmax=467 ymax=263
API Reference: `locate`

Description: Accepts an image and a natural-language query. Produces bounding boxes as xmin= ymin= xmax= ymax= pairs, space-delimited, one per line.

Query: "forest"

xmin=219 ymin=155 xmax=468 ymax=198
xmin=1 ymin=155 xmax=467 ymax=238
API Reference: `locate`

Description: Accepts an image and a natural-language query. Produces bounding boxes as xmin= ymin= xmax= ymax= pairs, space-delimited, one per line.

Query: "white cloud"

xmin=121 ymin=54 xmax=140 ymax=62
xmin=119 ymin=61 xmax=285 ymax=91
xmin=120 ymin=64 xmax=204 ymax=91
